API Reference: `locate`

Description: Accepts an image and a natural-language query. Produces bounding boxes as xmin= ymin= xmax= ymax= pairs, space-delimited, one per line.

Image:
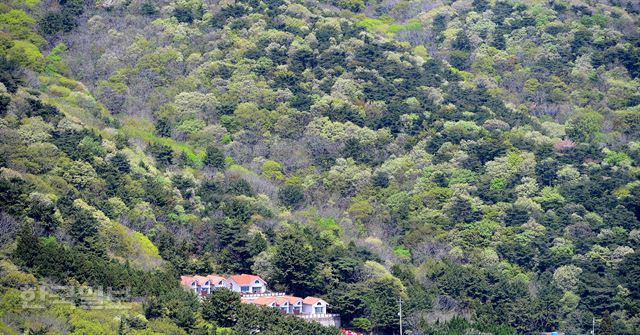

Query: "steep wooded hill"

xmin=1 ymin=0 xmax=640 ymax=334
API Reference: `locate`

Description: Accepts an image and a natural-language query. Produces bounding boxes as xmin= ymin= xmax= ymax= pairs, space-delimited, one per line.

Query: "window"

xmin=314 ymin=307 xmax=323 ymax=314
xmin=240 ymin=286 xmax=249 ymax=292
xmin=252 ymin=286 xmax=261 ymax=293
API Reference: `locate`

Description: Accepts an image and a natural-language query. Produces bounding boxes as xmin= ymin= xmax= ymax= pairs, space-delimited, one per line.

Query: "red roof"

xmin=244 ymin=296 xmax=277 ymax=306
xmin=207 ymin=275 xmax=226 ymax=284
xmin=181 ymin=275 xmax=196 ymax=286
xmin=193 ymin=275 xmax=210 ymax=284
xmin=228 ymin=274 xmax=264 ymax=285
xmin=181 ymin=274 xmax=226 ymax=286
xmin=276 ymin=296 xmax=302 ymax=305
xmin=303 ymin=297 xmax=325 ymax=305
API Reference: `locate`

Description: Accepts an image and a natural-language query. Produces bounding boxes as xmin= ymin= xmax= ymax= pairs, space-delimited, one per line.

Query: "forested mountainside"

xmin=1 ymin=0 xmax=640 ymax=334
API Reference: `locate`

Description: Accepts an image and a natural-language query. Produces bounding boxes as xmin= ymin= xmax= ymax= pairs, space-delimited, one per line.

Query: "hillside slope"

xmin=1 ymin=0 xmax=640 ymax=334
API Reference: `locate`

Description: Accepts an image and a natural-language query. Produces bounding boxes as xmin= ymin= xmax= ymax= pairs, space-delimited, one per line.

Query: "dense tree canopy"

xmin=1 ymin=0 xmax=639 ymax=334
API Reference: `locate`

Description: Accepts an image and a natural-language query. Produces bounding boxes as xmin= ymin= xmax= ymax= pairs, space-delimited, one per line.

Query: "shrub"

xmin=174 ymin=7 xmax=193 ymax=23
xmin=0 ymin=56 xmax=23 ymax=93
xmin=204 ymin=145 xmax=226 ymax=169
xmin=6 ymin=40 xmax=44 ymax=71
xmin=278 ymin=184 xmax=304 ymax=208
xmin=202 ymin=289 xmax=241 ymax=327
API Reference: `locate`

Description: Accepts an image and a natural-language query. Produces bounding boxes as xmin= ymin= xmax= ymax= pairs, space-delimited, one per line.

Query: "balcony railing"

xmin=296 ymin=313 xmax=341 ymax=319
xmin=241 ymin=292 xmax=286 ymax=298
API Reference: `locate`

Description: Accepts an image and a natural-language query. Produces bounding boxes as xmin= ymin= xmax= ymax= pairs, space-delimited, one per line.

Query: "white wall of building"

xmin=229 ymin=279 xmax=266 ymax=293
xmin=302 ymin=301 xmax=326 ymax=314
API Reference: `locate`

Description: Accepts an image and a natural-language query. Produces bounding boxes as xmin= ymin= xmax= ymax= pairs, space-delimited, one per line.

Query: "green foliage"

xmin=393 ymin=246 xmax=411 ymax=260
xmin=214 ymin=218 xmax=264 ymax=273
xmin=145 ymin=287 xmax=199 ymax=328
xmin=363 ymin=277 xmax=405 ymax=333
xmin=0 ymin=9 xmax=35 ymax=26
xmin=234 ymin=303 xmax=340 ymax=335
xmin=423 ymin=317 xmax=517 ymax=335
xmin=351 ymin=317 xmax=372 ymax=332
xmin=332 ymin=0 xmax=364 ymax=12
xmin=2 ymin=0 xmax=640 ymax=334
xmin=39 ymin=12 xmax=72 ymax=35
xmin=38 ymin=0 xmax=84 ymax=35
xmin=5 ymin=40 xmax=43 ymax=71
xmin=173 ymin=7 xmax=194 ymax=24
xmin=272 ymin=225 xmax=321 ymax=296
xmin=566 ymin=109 xmax=604 ymax=143
xmin=277 ymin=184 xmax=304 ymax=208
xmin=139 ymin=2 xmax=158 ymax=16
xmin=148 ymin=142 xmax=174 ymax=167
xmin=0 ymin=178 xmax=31 ymax=218
xmin=203 ymin=145 xmax=225 ymax=169
xmin=261 ymin=159 xmax=285 ymax=181
xmin=0 ymin=55 xmax=23 ymax=93
xmin=202 ymin=288 xmax=241 ymax=327
xmin=357 ymin=16 xmax=422 ymax=36
xmin=14 ymin=224 xmax=41 ymax=268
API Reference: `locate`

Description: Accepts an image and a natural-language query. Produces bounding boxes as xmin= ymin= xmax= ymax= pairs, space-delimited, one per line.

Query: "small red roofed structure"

xmin=179 ymin=273 xmax=340 ymax=327
xmin=227 ymin=274 xmax=267 ymax=294
xmin=302 ymin=297 xmax=328 ymax=315
xmin=180 ymin=274 xmax=228 ymax=296
xmin=243 ymin=296 xmax=277 ymax=307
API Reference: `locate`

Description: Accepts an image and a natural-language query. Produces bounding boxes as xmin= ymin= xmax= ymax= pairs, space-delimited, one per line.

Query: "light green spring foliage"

xmin=357 ymin=14 xmax=423 ymax=35
xmin=6 ymin=40 xmax=44 ymax=70
xmin=1 ymin=0 xmax=640 ymax=334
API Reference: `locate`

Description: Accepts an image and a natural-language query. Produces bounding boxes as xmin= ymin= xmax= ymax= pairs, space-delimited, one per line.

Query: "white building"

xmin=227 ymin=274 xmax=267 ymax=294
xmin=180 ymin=273 xmax=340 ymax=327
xmin=302 ymin=297 xmax=327 ymax=315
xmin=180 ymin=274 xmax=228 ymax=296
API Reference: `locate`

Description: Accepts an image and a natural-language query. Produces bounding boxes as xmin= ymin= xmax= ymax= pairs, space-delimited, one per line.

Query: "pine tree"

xmin=204 ymin=145 xmax=226 ymax=169
xmin=215 ymin=219 xmax=255 ymax=273
xmin=15 ymin=224 xmax=42 ymax=268
xmin=599 ymin=311 xmax=614 ymax=334
xmin=202 ymin=288 xmax=241 ymax=327
xmin=452 ymin=31 xmax=472 ymax=52
xmin=70 ymin=209 xmax=104 ymax=257
xmin=272 ymin=225 xmax=321 ymax=296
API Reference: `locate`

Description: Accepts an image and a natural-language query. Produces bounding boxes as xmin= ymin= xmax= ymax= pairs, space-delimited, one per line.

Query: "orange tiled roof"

xmin=276 ymin=295 xmax=302 ymax=305
xmin=181 ymin=274 xmax=227 ymax=286
xmin=193 ymin=275 xmax=210 ymax=284
xmin=181 ymin=275 xmax=196 ymax=286
xmin=206 ymin=274 xmax=226 ymax=284
xmin=303 ymin=297 xmax=325 ymax=305
xmin=246 ymin=296 xmax=277 ymax=306
xmin=228 ymin=274 xmax=264 ymax=285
